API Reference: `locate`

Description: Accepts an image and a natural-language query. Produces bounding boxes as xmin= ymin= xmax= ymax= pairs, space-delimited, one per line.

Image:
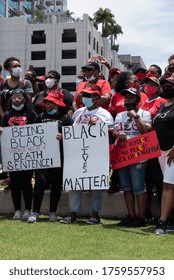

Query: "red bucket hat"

xmin=43 ymin=90 xmax=66 ymax=107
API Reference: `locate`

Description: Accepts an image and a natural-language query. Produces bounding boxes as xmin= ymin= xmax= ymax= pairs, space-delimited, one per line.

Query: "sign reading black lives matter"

xmin=62 ymin=123 xmax=110 ymax=191
xmin=1 ymin=122 xmax=61 ymax=172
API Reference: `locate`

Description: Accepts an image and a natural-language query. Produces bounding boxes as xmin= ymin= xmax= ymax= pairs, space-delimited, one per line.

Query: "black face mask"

xmin=162 ymin=84 xmax=174 ymax=99
xmin=124 ymin=101 xmax=138 ymax=111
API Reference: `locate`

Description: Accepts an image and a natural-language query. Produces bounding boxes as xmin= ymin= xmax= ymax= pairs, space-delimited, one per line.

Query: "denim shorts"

xmin=118 ymin=162 xmax=147 ymax=195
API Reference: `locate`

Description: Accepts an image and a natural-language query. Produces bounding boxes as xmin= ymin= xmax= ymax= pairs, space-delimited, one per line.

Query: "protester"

xmin=25 ymin=66 xmax=40 ymax=97
xmin=76 ymin=70 xmax=85 ymax=88
xmin=33 ymin=70 xmax=74 ymax=116
xmin=28 ymin=90 xmax=73 ymax=223
xmin=1 ymin=89 xmax=37 ymax=220
xmin=72 ymin=62 xmax=112 ymax=111
xmin=60 ymin=85 xmax=114 ymax=225
xmin=0 ymin=57 xmax=33 ymax=118
xmin=153 ymin=77 xmax=174 ymax=235
xmin=141 ymin=76 xmax=166 ymax=220
xmin=113 ymin=87 xmax=152 ymax=227
xmin=132 ymin=64 xmax=146 ymax=83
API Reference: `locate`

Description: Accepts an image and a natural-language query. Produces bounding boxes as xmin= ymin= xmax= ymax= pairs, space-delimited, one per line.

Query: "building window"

xmin=62 ymin=66 xmax=76 ymax=75
xmin=62 ymin=29 xmax=76 ymax=43
xmin=101 ymin=47 xmax=103 ymax=56
xmin=93 ymin=38 xmax=96 ymax=50
xmin=62 ymin=82 xmax=76 ymax=92
xmin=62 ymin=50 xmax=76 ymax=59
xmin=88 ymin=31 xmax=91 ymax=45
xmin=88 ymin=52 xmax=91 ymax=59
xmin=34 ymin=67 xmax=45 ymax=76
xmin=97 ymin=42 xmax=99 ymax=53
xmin=31 ymin=51 xmax=46 ymax=60
xmin=31 ymin=31 xmax=46 ymax=44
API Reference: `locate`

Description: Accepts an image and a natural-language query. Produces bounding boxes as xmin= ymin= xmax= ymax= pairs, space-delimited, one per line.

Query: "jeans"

xmin=118 ymin=162 xmax=147 ymax=195
xmin=69 ymin=190 xmax=102 ymax=213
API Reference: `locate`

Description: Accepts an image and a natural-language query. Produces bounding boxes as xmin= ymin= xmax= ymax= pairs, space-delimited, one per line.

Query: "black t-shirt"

xmin=0 ymin=79 xmax=33 ymax=112
xmin=1 ymin=107 xmax=37 ymax=127
xmin=33 ymin=88 xmax=74 ymax=115
xmin=153 ymin=103 xmax=174 ymax=150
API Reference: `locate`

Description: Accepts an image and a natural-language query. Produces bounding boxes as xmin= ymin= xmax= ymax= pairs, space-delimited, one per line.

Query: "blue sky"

xmin=68 ymin=0 xmax=174 ymax=73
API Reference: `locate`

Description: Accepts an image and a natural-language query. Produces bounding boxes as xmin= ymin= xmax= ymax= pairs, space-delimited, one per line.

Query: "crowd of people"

xmin=0 ymin=54 xmax=174 ymax=235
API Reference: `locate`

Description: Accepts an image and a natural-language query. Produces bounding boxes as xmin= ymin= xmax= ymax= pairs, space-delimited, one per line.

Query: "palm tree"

xmin=93 ymin=8 xmax=123 ymax=51
xmin=93 ymin=8 xmax=115 ymax=36
xmin=64 ymin=10 xmax=74 ymax=18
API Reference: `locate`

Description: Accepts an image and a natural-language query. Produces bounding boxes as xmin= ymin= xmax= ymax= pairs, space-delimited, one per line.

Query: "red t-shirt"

xmin=74 ymin=79 xmax=112 ymax=110
xmin=141 ymin=97 xmax=166 ymax=120
xmin=109 ymin=91 xmax=148 ymax=115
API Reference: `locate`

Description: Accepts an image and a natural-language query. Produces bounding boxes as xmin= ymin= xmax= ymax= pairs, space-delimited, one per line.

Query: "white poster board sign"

xmin=1 ymin=122 xmax=61 ymax=172
xmin=62 ymin=123 xmax=110 ymax=191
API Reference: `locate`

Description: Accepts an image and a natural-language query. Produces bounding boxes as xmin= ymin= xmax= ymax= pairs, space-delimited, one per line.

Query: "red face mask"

xmin=128 ymin=82 xmax=140 ymax=90
xmin=136 ymin=72 xmax=146 ymax=81
xmin=146 ymin=72 xmax=155 ymax=78
xmin=144 ymin=84 xmax=158 ymax=96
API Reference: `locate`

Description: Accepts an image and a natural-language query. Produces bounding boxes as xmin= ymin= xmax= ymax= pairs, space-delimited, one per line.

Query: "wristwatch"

xmin=134 ymin=114 xmax=140 ymax=119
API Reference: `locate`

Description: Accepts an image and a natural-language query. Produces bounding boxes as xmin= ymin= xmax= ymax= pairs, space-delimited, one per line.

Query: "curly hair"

xmin=3 ymin=57 xmax=20 ymax=70
xmin=115 ymin=71 xmax=132 ymax=92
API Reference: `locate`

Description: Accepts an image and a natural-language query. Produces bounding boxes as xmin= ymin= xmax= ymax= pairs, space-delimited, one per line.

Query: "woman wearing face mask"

xmin=28 ymin=91 xmax=73 ymax=223
xmin=1 ymin=89 xmax=37 ymax=221
xmin=113 ymin=88 xmax=152 ymax=227
xmin=72 ymin=62 xmax=112 ymax=112
xmin=33 ymin=70 xmax=74 ymax=116
xmin=0 ymin=57 xmax=33 ymax=119
xmin=141 ymin=76 xmax=166 ymax=221
xmin=153 ymin=77 xmax=174 ymax=235
xmin=61 ymin=85 xmax=114 ymax=225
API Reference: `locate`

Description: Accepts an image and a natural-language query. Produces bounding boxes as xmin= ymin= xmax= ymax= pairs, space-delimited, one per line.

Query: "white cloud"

xmin=68 ymin=0 xmax=174 ymax=72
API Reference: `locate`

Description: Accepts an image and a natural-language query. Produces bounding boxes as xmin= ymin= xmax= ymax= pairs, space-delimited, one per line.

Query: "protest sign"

xmin=62 ymin=123 xmax=110 ymax=191
xmin=110 ymin=130 xmax=161 ymax=169
xmin=1 ymin=122 xmax=61 ymax=172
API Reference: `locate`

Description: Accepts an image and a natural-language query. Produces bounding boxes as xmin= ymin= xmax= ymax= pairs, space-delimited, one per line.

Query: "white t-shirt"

xmin=73 ymin=106 xmax=114 ymax=126
xmin=114 ymin=108 xmax=152 ymax=139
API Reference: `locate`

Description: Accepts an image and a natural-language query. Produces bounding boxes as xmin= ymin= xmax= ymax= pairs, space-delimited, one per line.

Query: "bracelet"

xmin=134 ymin=114 xmax=140 ymax=119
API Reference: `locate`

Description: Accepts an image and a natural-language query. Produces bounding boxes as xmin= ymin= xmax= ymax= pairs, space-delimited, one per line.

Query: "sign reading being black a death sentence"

xmin=1 ymin=122 xmax=61 ymax=172
xmin=62 ymin=123 xmax=110 ymax=191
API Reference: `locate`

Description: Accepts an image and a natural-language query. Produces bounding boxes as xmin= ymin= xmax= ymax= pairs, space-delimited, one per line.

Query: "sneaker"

xmin=155 ymin=220 xmax=167 ymax=235
xmin=21 ymin=210 xmax=31 ymax=221
xmin=129 ymin=217 xmax=146 ymax=228
xmin=116 ymin=215 xmax=135 ymax=227
xmin=13 ymin=210 xmax=22 ymax=220
xmin=27 ymin=212 xmax=39 ymax=223
xmin=49 ymin=212 xmax=57 ymax=222
xmin=60 ymin=216 xmax=76 ymax=224
xmin=86 ymin=216 xmax=100 ymax=225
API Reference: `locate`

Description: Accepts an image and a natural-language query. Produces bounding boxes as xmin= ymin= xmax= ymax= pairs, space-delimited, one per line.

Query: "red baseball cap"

xmin=43 ymin=90 xmax=66 ymax=107
xmin=81 ymin=85 xmax=101 ymax=96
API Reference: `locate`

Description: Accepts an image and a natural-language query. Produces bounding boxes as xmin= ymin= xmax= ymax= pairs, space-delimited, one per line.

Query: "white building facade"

xmin=0 ymin=13 xmax=126 ymax=92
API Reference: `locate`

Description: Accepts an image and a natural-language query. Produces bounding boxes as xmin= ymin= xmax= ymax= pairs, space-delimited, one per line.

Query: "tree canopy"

xmin=93 ymin=8 xmax=123 ymax=51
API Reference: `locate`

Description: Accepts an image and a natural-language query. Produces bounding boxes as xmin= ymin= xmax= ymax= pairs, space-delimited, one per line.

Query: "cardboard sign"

xmin=62 ymin=123 xmax=110 ymax=191
xmin=110 ymin=130 xmax=161 ymax=169
xmin=1 ymin=122 xmax=61 ymax=172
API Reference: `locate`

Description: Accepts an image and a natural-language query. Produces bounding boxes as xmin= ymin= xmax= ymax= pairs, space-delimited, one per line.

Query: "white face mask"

xmin=85 ymin=75 xmax=96 ymax=82
xmin=11 ymin=67 xmax=22 ymax=77
xmin=45 ymin=78 xmax=55 ymax=89
xmin=12 ymin=103 xmax=24 ymax=111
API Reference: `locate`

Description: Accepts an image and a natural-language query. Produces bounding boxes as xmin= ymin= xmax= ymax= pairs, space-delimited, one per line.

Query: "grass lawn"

xmin=0 ymin=215 xmax=173 ymax=260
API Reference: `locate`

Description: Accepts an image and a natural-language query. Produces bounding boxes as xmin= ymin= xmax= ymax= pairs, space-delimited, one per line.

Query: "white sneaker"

xmin=27 ymin=212 xmax=39 ymax=223
xmin=21 ymin=210 xmax=31 ymax=221
xmin=49 ymin=212 xmax=57 ymax=222
xmin=13 ymin=210 xmax=22 ymax=220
